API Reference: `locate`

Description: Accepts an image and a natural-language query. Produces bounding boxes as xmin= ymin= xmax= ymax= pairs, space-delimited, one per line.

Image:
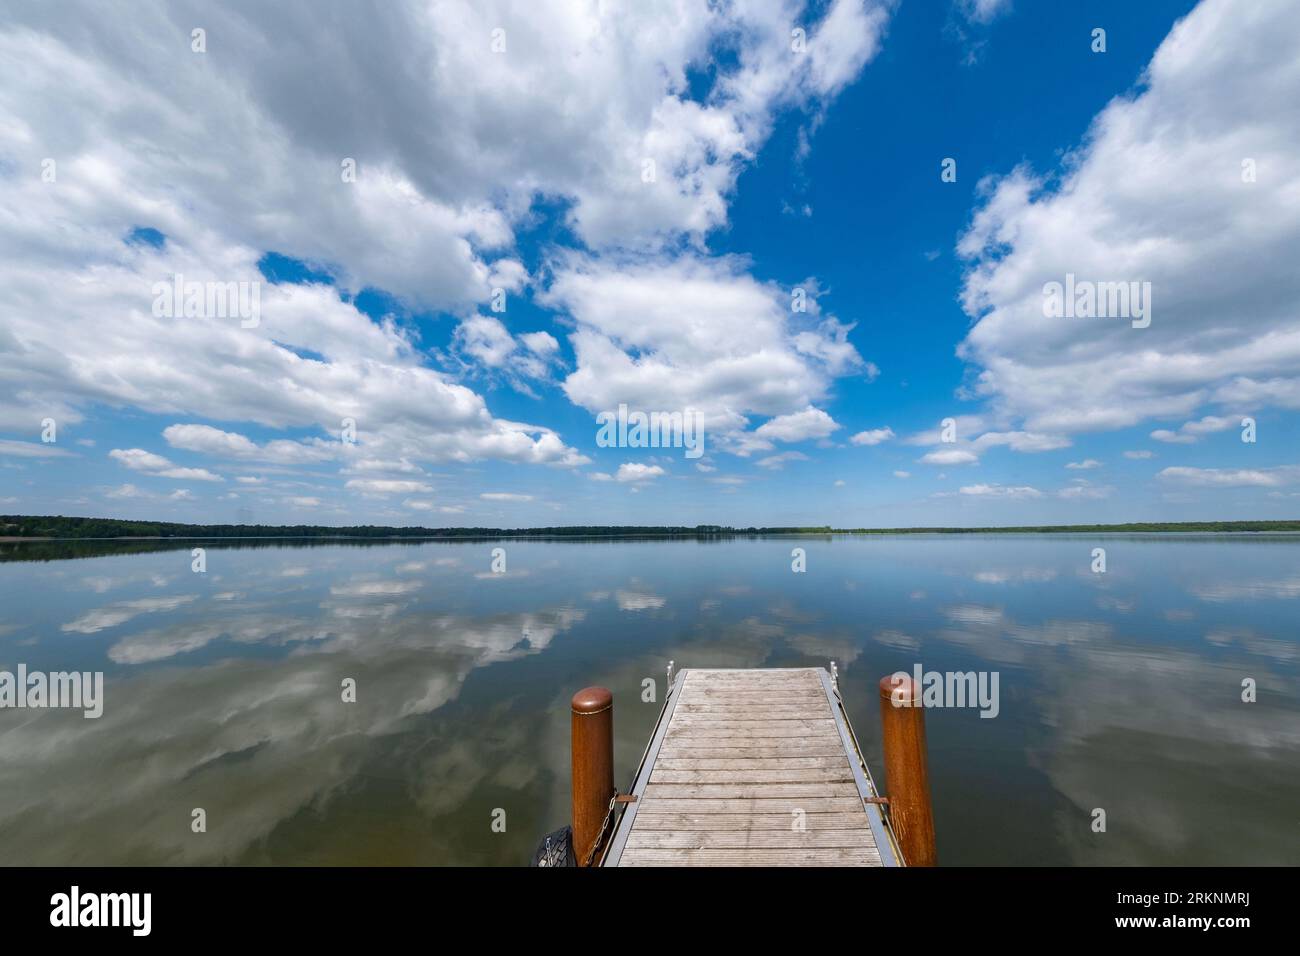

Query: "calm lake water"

xmin=1 ymin=534 xmax=1297 ymax=866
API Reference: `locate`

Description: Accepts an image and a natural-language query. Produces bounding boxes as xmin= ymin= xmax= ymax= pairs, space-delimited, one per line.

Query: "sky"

xmin=1 ymin=0 xmax=1298 ymax=528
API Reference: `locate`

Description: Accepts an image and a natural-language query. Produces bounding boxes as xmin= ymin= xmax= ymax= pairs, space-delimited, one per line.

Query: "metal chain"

xmin=581 ymin=793 xmax=621 ymax=867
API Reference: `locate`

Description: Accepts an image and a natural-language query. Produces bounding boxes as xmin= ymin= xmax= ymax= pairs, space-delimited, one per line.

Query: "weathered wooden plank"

xmin=650 ymin=768 xmax=855 ymax=784
xmin=685 ymin=678 xmax=823 ymax=688
xmin=665 ymin=723 xmax=840 ymax=738
xmin=685 ymin=670 xmax=822 ymax=677
xmin=680 ymin=698 xmax=825 ymax=707
xmin=677 ymin=708 xmax=827 ymax=714
xmin=665 ymin=717 xmax=837 ymax=723
xmin=630 ymin=812 xmax=869 ymax=831
xmin=676 ymin=707 xmax=826 ymax=712
xmin=618 ymin=848 xmax=881 ymax=867
xmin=667 ymin=714 xmax=834 ymax=724
xmin=678 ymin=688 xmax=824 ymax=697
xmin=684 ymin=687 xmax=826 ymax=696
xmin=643 ymin=782 xmax=860 ymax=799
xmin=626 ymin=829 xmax=875 ymax=849
xmin=633 ymin=797 xmax=866 ymax=814
xmin=654 ymin=756 xmax=850 ymax=770
xmin=675 ymin=703 xmax=829 ymax=714
xmin=658 ymin=741 xmax=850 ymax=758
xmin=681 ymin=686 xmax=821 ymax=691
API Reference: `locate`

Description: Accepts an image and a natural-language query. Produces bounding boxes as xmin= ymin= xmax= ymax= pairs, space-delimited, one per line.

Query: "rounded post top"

xmin=571 ymin=686 xmax=613 ymax=715
xmin=879 ymin=672 xmax=919 ymax=705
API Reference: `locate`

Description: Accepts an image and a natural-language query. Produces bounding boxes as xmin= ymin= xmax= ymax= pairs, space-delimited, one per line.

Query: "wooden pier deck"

xmin=603 ymin=667 xmax=900 ymax=867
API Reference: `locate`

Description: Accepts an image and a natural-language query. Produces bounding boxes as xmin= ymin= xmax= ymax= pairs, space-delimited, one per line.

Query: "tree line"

xmin=4 ymin=514 xmax=1298 ymax=540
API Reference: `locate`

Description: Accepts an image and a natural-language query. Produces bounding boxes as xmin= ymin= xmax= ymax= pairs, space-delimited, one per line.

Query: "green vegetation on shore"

xmin=5 ymin=514 xmax=1299 ymax=540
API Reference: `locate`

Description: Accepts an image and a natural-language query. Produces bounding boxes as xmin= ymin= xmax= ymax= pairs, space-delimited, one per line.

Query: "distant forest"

xmin=5 ymin=514 xmax=1300 ymax=540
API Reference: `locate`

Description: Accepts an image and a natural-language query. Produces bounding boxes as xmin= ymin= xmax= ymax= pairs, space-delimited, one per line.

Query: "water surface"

xmin=1 ymin=534 xmax=1297 ymax=865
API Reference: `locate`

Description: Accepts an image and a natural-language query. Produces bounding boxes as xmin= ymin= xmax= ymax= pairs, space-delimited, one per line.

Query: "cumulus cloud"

xmin=1158 ymin=465 xmax=1300 ymax=488
xmin=109 ymin=448 xmax=223 ymax=482
xmin=451 ymin=315 xmax=564 ymax=387
xmin=955 ymin=0 xmax=1300 ymax=439
xmin=3 ymin=0 xmax=894 ymax=486
xmin=850 ymin=426 xmax=894 ymax=446
xmin=1150 ymin=415 xmax=1240 ymax=444
xmin=911 ymin=424 xmax=1070 ymax=466
xmin=921 ymin=448 xmax=980 ymax=466
xmin=614 ymin=463 xmax=666 ymax=483
xmin=754 ymin=407 xmax=840 ymax=443
xmin=958 ymin=483 xmax=1042 ymax=499
xmin=545 ymin=255 xmax=870 ymax=455
xmin=163 ymin=424 xmax=339 ymax=465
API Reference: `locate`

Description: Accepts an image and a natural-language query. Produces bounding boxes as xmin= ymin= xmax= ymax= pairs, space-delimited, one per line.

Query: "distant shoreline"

xmin=4 ymin=515 xmax=1300 ymax=540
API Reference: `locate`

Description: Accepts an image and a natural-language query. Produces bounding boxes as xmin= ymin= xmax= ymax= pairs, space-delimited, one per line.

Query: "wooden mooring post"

xmin=570 ymin=686 xmax=615 ymax=866
xmin=878 ymin=673 xmax=937 ymax=866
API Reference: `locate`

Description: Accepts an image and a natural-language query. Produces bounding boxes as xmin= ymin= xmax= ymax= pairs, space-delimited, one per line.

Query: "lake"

xmin=1 ymin=534 xmax=1297 ymax=865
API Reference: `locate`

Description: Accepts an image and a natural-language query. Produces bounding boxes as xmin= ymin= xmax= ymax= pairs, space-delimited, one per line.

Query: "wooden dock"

xmin=602 ymin=667 xmax=901 ymax=867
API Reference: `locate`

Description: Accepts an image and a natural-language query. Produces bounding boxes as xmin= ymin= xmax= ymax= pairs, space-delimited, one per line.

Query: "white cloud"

xmin=959 ymin=483 xmax=1042 ymax=499
xmin=957 ymin=0 xmax=1013 ymax=25
xmin=163 ymin=424 xmax=338 ymax=464
xmin=12 ymin=0 xmax=904 ymax=478
xmin=0 ymin=439 xmax=76 ymax=459
xmin=850 ymin=426 xmax=895 ymax=446
xmin=109 ymin=448 xmax=223 ymax=482
xmin=480 ymin=492 xmax=535 ymax=501
xmin=754 ymin=406 xmax=840 ymax=443
xmin=546 ymin=255 xmax=869 ymax=456
xmin=921 ymin=448 xmax=979 ymax=466
xmin=955 ymin=0 xmax=1300 ymax=439
xmin=893 ymin=470 xmax=911 ymax=478
xmin=1066 ymin=459 xmax=1102 ymax=470
xmin=1058 ymin=482 xmax=1114 ymax=500
xmin=454 ymin=314 xmax=519 ymax=369
xmin=911 ymin=426 xmax=1069 ymax=465
xmin=1151 ymin=415 xmax=1239 ymax=444
xmin=344 ymin=479 xmax=433 ymax=496
xmin=519 ymin=331 xmax=559 ymax=356
xmin=1158 ymin=466 xmax=1299 ymax=488
xmin=614 ymin=463 xmax=666 ymax=483
xmin=756 ymin=451 xmax=809 ymax=470
xmin=1124 ymin=450 xmax=1155 ymax=460
xmin=104 ymin=483 xmax=147 ymax=499
xmin=451 ymin=314 xmax=562 ymax=385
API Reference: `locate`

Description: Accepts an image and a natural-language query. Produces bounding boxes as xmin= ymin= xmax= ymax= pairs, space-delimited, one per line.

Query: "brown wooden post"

xmin=878 ymin=674 xmax=937 ymax=866
xmin=571 ymin=686 xmax=615 ymax=866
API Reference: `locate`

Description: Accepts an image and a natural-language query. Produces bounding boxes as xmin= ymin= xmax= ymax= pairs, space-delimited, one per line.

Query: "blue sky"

xmin=2 ymin=0 xmax=1297 ymax=527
